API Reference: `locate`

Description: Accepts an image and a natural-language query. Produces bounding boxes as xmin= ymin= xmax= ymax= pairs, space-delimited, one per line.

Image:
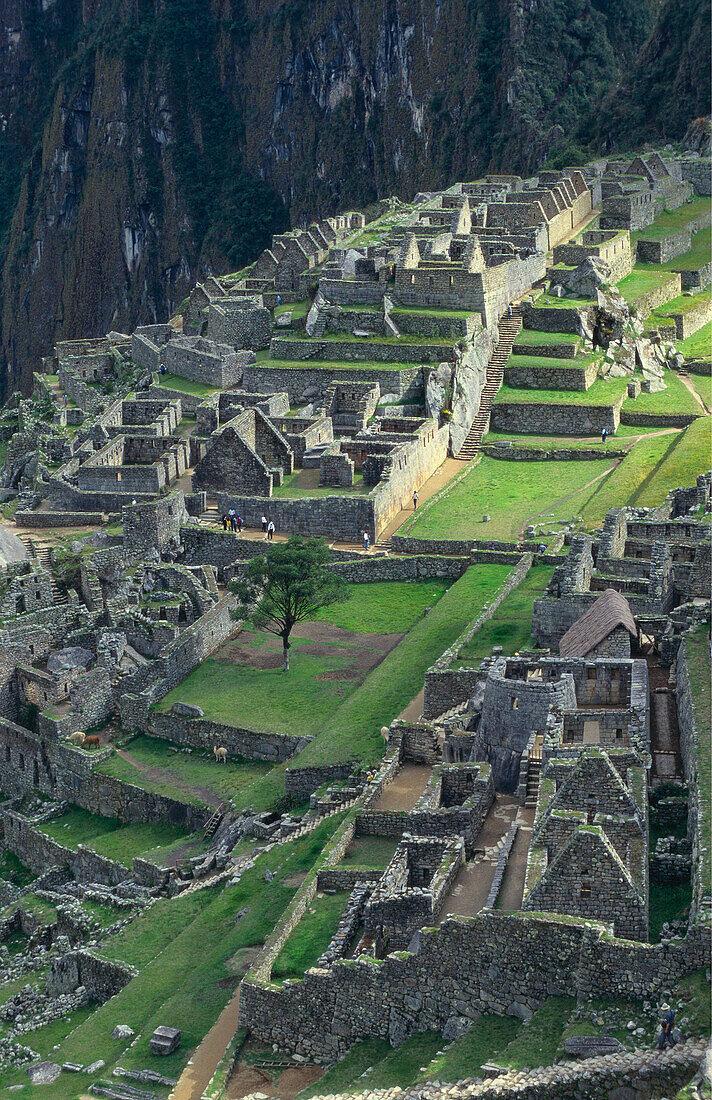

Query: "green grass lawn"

xmin=272 ymin=889 xmax=350 ymax=980
xmin=314 ymin=579 xmax=451 ymax=634
xmin=284 ymin=331 xmax=455 ymax=347
xmin=0 ymin=818 xmax=344 ymax=1098
xmin=506 ymin=353 xmax=597 ymax=372
xmin=390 ymin=305 xmax=477 ymax=320
xmin=152 ymin=372 xmax=220 ymax=397
xmin=514 ymin=329 xmax=580 ymax=347
xmin=456 ymin=565 xmax=552 ymax=664
xmin=416 ymin=1015 xmax=522 ymax=1083
xmin=532 ymin=294 xmax=593 ymax=309
xmin=651 ymin=289 xmax=711 ymax=324
xmin=299 ymin=1033 xmax=445 ymax=1098
xmin=498 ymin=996 xmax=576 ymax=1071
xmin=401 ymin=456 xmax=616 ymax=541
xmin=656 ymin=227 xmax=711 ymax=271
xmin=272 ymin=470 xmax=370 ymax=498
xmin=0 ymin=847 xmax=36 ymax=887
xmin=678 ymin=320 xmax=711 ymax=360
xmin=623 ymin=368 xmax=704 ymax=416
xmin=274 ymin=300 xmax=309 ymax=321
xmin=156 ymin=580 xmax=453 ymax=739
xmin=259 ymin=354 xmax=422 ymax=373
xmin=649 ymin=880 xmax=692 ymax=941
xmin=686 ymin=372 xmax=710 ymax=408
xmin=631 ymin=198 xmax=710 ymax=242
xmin=97 ymin=736 xmax=272 ymax=810
xmin=616 ymin=267 xmax=680 ymax=306
xmin=494 ymin=378 xmax=627 ymax=407
xmin=38 ymin=806 xmax=193 ymax=866
xmin=547 ymin=418 xmax=711 ymax=527
xmin=339 ymin=836 xmax=399 ymax=868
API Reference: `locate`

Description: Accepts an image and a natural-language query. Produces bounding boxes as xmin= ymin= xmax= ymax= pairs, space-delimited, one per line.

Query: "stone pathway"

xmin=438 ymin=795 xmax=519 ymax=921
xmin=678 ymin=370 xmax=710 ymax=413
xmin=369 ymin=763 xmax=432 ymax=811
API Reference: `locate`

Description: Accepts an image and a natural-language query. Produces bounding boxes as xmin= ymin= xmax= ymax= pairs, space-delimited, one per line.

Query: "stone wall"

xmin=491 ymin=400 xmax=620 ymax=436
xmin=135 ymin=708 xmax=307 ymax=763
xmin=675 ymin=632 xmax=710 ymax=921
xmin=47 ymin=950 xmax=135 ymax=1002
xmin=215 ymin=491 xmax=376 ymax=542
xmin=521 ymin=303 xmax=593 ymax=334
xmin=239 ymin=911 xmax=710 ymax=1060
xmin=503 ymin=361 xmax=596 ymax=392
xmin=271 ymin=337 xmax=450 ymax=365
xmin=242 ymin=362 xmax=424 ymax=404
xmin=123 ymin=491 xmax=186 ymax=554
xmin=0 ymin=718 xmax=208 ymax=830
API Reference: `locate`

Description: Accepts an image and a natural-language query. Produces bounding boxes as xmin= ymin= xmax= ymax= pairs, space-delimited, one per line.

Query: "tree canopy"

xmin=229 ymin=536 xmax=349 ymax=671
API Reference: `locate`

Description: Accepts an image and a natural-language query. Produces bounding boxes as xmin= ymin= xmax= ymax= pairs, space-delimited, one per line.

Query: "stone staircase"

xmin=456 ymin=305 xmax=522 ymax=459
xmin=20 ymin=535 xmax=68 ymax=605
xmin=525 ymin=757 xmax=541 ymax=809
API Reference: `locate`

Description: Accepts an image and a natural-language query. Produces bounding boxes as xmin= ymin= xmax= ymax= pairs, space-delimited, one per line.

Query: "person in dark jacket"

xmin=658 ymin=1003 xmax=676 ymax=1049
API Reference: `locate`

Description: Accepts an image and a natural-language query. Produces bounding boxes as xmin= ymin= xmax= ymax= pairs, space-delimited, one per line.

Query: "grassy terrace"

xmin=494 ymin=378 xmax=628 ymax=406
xmin=532 ymin=293 xmax=592 ymax=309
xmin=155 ymin=580 xmax=454 ymax=744
xmin=272 ymin=470 xmax=370 ymax=498
xmin=390 ymin=305 xmax=477 ymax=319
xmin=151 ymin=372 xmax=219 ymax=397
xmin=259 ymin=355 xmax=422 ymax=373
xmin=631 ymin=198 xmax=710 ymax=242
xmin=97 ymin=735 xmax=272 ymax=810
xmin=274 ymin=300 xmax=309 ymax=321
xmin=622 ymin=367 xmax=703 ymax=416
xmin=513 ymin=329 xmax=580 ymax=347
xmin=338 ymin=836 xmax=399 ymax=868
xmin=401 ymin=456 xmax=616 ymax=542
xmin=545 ymin=418 xmax=711 ymax=527
xmin=678 ymin=321 xmax=711 ymax=360
xmin=282 ymin=331 xmax=456 ymax=346
xmin=616 ymin=267 xmax=680 ymax=306
xmin=650 ymin=289 xmax=711 ymax=324
xmin=506 ymin=352 xmax=598 ymax=372
xmin=0 ymin=818 xmax=344 ymax=1097
xmin=272 ymin=889 xmax=350 ymax=980
xmin=646 ymin=227 xmax=711 ymax=272
xmin=455 ymin=565 xmax=552 ymax=664
xmin=38 ymin=806 xmax=192 ymax=865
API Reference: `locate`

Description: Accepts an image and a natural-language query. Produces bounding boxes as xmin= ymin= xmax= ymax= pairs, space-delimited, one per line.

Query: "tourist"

xmin=507 ymin=302 xmax=512 ymax=319
xmin=221 ymin=514 xmax=228 ymax=531
xmin=230 ymin=514 xmax=237 ymax=533
xmin=601 ymin=427 xmax=608 ymax=444
xmin=237 ymin=513 xmax=243 ymax=534
xmin=363 ymin=531 xmax=370 ymax=552
xmin=657 ymin=1004 xmax=676 ymax=1049
xmin=159 ymin=362 xmax=166 ymax=375
xmin=267 ymin=520 xmax=275 ymax=541
xmin=412 ymin=490 xmax=419 ymax=510
xmin=261 ymin=514 xmax=268 ymax=534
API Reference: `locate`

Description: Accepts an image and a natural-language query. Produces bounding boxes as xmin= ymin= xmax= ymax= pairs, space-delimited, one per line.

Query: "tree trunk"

xmin=283 ymin=637 xmax=290 ymax=672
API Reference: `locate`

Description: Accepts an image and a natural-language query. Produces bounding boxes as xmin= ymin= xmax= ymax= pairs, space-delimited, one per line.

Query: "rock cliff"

xmin=0 ymin=0 xmax=702 ymax=393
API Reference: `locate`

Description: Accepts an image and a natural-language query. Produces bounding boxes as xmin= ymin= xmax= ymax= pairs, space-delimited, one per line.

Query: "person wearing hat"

xmin=657 ymin=1003 xmax=676 ymax=1049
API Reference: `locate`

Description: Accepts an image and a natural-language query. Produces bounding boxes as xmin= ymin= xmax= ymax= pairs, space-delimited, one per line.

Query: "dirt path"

xmin=377 ymin=457 xmax=469 ymax=543
xmin=370 ymin=763 xmax=432 ymax=811
xmin=496 ymin=805 xmax=536 ymax=911
xmin=114 ymin=747 xmax=224 ymax=809
xmin=678 ymin=372 xmax=710 ymax=414
xmin=520 ymin=460 xmax=621 ymax=537
xmin=170 ymin=989 xmax=242 ymax=1100
xmin=438 ymin=795 xmax=519 ymax=920
xmin=398 ymin=687 xmax=424 ymax=722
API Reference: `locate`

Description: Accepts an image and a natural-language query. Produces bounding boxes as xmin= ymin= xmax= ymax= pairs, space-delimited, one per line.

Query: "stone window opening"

xmin=615 ymin=727 xmax=624 ymax=741
xmin=586 ymin=667 xmax=597 ymax=681
xmin=19 ymin=753 xmax=24 ymax=771
xmin=580 ymin=874 xmax=591 ymax=898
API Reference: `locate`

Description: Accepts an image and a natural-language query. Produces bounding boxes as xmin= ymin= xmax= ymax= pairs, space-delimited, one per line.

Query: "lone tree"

xmin=229 ymin=536 xmax=349 ymax=672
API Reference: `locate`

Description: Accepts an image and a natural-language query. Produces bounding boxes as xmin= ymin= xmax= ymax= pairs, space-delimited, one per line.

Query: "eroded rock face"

xmin=558 ymin=256 xmax=612 ymax=298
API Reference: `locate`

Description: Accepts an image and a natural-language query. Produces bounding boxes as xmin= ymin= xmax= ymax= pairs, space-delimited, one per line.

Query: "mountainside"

xmin=0 ymin=0 xmax=707 ymax=394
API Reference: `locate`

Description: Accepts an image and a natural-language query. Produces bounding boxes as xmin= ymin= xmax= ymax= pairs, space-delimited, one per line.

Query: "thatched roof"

xmin=559 ymin=589 xmax=637 ymax=659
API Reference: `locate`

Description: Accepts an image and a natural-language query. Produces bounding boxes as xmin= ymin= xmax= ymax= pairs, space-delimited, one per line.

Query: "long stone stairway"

xmin=456 ymin=304 xmax=522 ymax=460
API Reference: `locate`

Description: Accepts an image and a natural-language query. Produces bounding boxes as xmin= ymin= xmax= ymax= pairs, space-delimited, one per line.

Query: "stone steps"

xmin=456 ymin=307 xmax=523 ymax=459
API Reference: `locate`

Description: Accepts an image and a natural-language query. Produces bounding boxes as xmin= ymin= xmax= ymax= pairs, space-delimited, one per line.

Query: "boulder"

xmin=26 ymin=1061 xmax=61 ymax=1085
xmin=47 ymin=647 xmax=93 ymax=675
xmin=442 ymin=1015 xmax=473 ymax=1042
xmin=111 ymin=1024 xmax=135 ymax=1040
xmin=425 ymin=363 xmax=453 ymax=423
xmin=171 ymin=702 xmax=204 ymax=719
xmin=560 ymin=256 xmax=611 ymax=298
